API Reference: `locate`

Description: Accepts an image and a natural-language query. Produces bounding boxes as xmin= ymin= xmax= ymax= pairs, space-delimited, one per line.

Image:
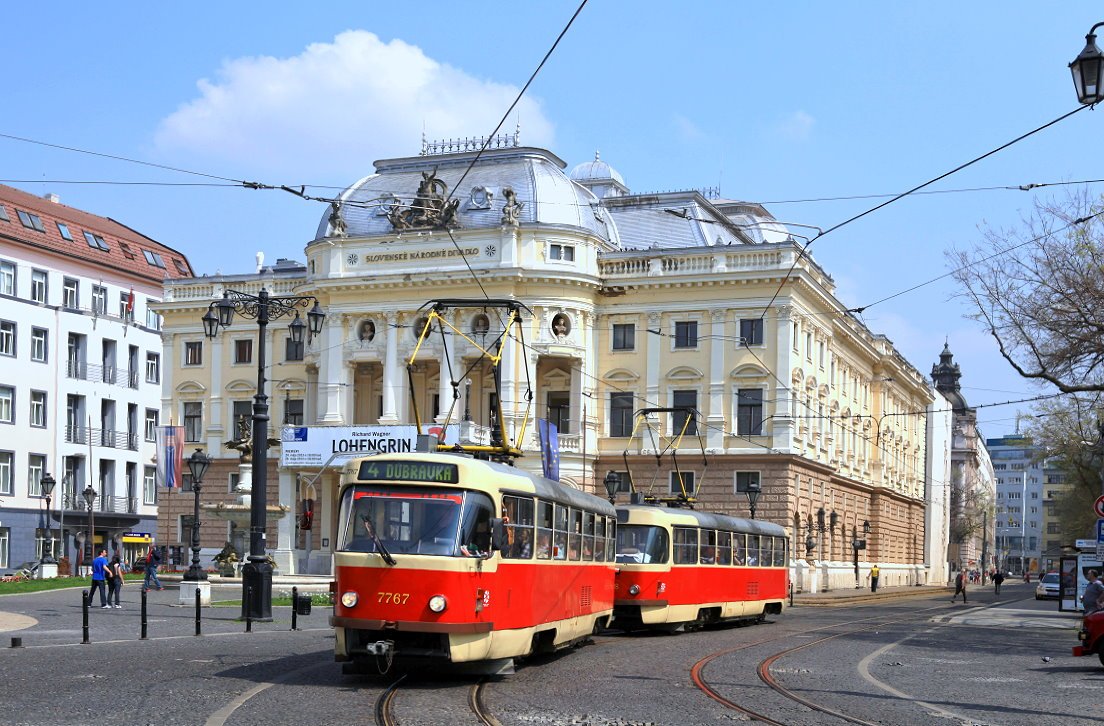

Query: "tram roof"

xmin=616 ymin=505 xmax=787 ymax=537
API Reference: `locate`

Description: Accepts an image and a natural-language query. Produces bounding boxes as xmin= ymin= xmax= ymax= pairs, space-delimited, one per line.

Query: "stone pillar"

xmin=646 ymin=312 xmax=661 ymax=433
xmin=772 ymin=305 xmax=795 ymax=452
xmin=380 ymin=312 xmax=400 ymax=424
xmin=499 ymin=315 xmax=518 ymax=443
xmin=273 ymin=468 xmax=296 ymax=574
xmin=318 ymin=314 xmax=347 ymax=424
xmin=207 ymin=334 xmax=223 ymax=452
xmin=707 ymin=308 xmax=727 ymax=451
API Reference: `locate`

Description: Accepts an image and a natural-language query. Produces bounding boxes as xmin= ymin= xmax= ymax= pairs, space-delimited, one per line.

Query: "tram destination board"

xmin=358 ymin=460 xmax=460 ymax=484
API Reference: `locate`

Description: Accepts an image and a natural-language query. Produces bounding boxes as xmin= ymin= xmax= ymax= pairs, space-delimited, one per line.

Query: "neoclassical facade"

xmin=154 ymin=138 xmax=933 ymax=585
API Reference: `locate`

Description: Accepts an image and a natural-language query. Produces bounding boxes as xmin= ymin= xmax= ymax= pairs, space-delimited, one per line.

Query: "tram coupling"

xmin=365 ymin=640 xmax=396 ymax=657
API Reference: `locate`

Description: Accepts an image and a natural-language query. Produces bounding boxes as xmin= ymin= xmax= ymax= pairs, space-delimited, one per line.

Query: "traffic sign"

xmin=1095 ymin=495 xmax=1104 ymax=519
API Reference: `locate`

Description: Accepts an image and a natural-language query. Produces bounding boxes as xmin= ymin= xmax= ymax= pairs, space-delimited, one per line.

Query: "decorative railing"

xmin=64 ymin=426 xmax=139 ymax=451
xmin=65 ymin=360 xmax=139 ymax=388
xmin=421 ymin=131 xmax=520 ymax=156
xmin=598 ymin=248 xmax=789 ymax=279
xmin=59 ymin=493 xmax=139 ymax=514
xmin=164 ymin=278 xmax=304 ymax=302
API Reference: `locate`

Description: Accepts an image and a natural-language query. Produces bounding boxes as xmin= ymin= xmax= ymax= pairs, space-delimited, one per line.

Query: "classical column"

xmin=707 ymin=308 xmax=727 ymax=451
xmin=380 ymin=312 xmax=400 ymax=424
xmin=772 ymin=305 xmax=795 ymax=452
xmin=319 ymin=314 xmax=347 ymax=424
xmin=208 ymin=333 xmax=224 ymax=451
xmin=646 ymin=312 xmax=662 ymax=428
xmin=273 ymin=468 xmax=296 ymax=573
xmin=498 ymin=314 xmax=518 ymax=442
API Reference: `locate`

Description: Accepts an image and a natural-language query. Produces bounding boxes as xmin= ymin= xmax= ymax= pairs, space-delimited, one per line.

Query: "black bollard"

xmin=140 ymin=588 xmax=148 ymax=640
xmin=291 ymin=586 xmax=298 ymax=632
xmin=789 ymin=581 xmax=795 ymax=607
xmin=195 ymin=587 xmax=202 ymax=636
xmin=10 ymin=636 xmax=22 ymax=648
xmin=82 ymin=590 xmax=90 ymax=644
xmin=245 ymin=585 xmax=253 ymax=633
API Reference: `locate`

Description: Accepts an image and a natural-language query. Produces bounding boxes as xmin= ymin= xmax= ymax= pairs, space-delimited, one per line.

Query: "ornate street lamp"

xmin=1071 ymin=23 xmax=1104 ymax=105
xmin=183 ymin=449 xmax=210 ymax=583
xmin=40 ymin=473 xmax=56 ymax=566
xmin=603 ymin=470 xmax=620 ymax=505
xmin=744 ymin=477 xmax=761 ymax=519
xmin=202 ymin=288 xmax=326 ymax=620
xmin=82 ymin=484 xmax=97 ymax=573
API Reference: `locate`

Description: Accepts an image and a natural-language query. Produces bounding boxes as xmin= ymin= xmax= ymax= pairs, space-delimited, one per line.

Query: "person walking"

xmin=108 ymin=555 xmax=125 ymax=608
xmin=142 ymin=541 xmax=164 ymax=592
xmin=993 ymin=570 xmax=1005 ymax=597
xmin=951 ymin=570 xmax=968 ymax=603
xmin=1083 ymin=570 xmax=1104 ymax=616
xmin=868 ymin=564 xmax=881 ymax=593
xmin=90 ymin=548 xmax=111 ymax=609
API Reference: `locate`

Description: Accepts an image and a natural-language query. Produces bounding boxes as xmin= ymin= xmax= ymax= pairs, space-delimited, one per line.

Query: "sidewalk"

xmin=793 ymin=579 xmax=1037 ymax=607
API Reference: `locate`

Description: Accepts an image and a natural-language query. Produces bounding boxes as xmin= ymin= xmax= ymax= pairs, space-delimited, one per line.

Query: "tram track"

xmin=374 ymin=674 xmax=501 ymax=726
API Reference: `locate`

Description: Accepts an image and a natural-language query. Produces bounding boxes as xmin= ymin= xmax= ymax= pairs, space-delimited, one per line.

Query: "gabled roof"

xmin=0 ymin=184 xmax=194 ymax=283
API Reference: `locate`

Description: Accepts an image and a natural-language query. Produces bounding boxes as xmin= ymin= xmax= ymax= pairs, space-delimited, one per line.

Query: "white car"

xmin=1035 ymin=572 xmax=1060 ymax=600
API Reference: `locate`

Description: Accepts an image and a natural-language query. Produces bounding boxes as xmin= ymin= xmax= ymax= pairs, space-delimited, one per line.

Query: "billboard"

xmin=278 ymin=425 xmax=460 ymax=467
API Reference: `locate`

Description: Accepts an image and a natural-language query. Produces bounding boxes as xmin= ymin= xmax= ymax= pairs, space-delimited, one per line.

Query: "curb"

xmin=794 ymin=587 xmax=949 ymax=607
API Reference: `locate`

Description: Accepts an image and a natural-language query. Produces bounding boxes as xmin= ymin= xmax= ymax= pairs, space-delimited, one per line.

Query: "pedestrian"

xmin=90 ymin=548 xmax=111 ymax=609
xmin=143 ymin=541 xmax=164 ymax=592
xmin=868 ymin=563 xmax=881 ymax=593
xmin=1083 ymin=570 xmax=1104 ymax=616
xmin=951 ymin=570 xmax=968 ymax=603
xmin=993 ymin=570 xmax=1005 ymax=597
xmin=108 ymin=555 xmax=125 ymax=608
xmin=1023 ymin=571 xmax=1030 ymax=584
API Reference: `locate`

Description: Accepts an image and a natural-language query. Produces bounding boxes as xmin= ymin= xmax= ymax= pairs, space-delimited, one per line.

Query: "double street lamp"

xmin=202 ymin=288 xmax=325 ymax=620
xmin=40 ymin=473 xmax=56 ymax=567
xmin=853 ymin=520 xmax=870 ymax=589
xmin=183 ymin=449 xmax=211 ymax=583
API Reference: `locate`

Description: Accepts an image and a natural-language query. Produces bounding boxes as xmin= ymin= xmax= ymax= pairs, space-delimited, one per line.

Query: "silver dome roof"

xmin=569 ymin=151 xmax=626 ymax=187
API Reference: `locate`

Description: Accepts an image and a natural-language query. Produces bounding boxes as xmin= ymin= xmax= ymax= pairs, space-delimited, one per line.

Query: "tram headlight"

xmin=628 ymin=584 xmax=641 ymax=596
xmin=340 ymin=591 xmax=358 ymax=608
xmin=428 ymin=595 xmax=448 ymax=613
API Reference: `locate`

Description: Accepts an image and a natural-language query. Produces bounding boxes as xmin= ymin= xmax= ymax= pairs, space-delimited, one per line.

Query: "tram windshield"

xmin=337 ymin=485 xmax=495 ymax=557
xmin=615 ymin=525 xmax=670 ymax=564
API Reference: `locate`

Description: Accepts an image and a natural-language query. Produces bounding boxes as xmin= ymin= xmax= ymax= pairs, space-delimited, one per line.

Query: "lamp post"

xmin=816 ymin=508 xmax=829 ymax=591
xmin=202 ymin=288 xmax=325 ymax=620
xmin=82 ymin=484 xmax=97 ymax=575
xmin=603 ymin=470 xmax=620 ymax=505
xmin=184 ymin=449 xmax=210 ymax=583
xmin=463 ymin=379 xmax=472 ymax=422
xmin=40 ymin=474 xmax=56 ymax=566
xmin=744 ymin=477 xmax=761 ymax=519
xmin=1071 ymin=23 xmax=1104 ymax=105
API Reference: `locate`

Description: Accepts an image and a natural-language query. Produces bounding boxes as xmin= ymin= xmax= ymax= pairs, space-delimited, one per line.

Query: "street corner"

xmin=0 ymin=611 xmax=38 ymax=633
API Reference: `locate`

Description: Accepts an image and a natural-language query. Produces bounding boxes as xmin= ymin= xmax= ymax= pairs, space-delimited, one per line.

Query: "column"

xmin=772 ymin=305 xmax=795 ymax=453
xmin=498 ymin=315 xmax=518 ymax=443
xmin=273 ymin=468 xmax=296 ymax=573
xmin=707 ymin=308 xmax=727 ymax=451
xmin=380 ymin=312 xmax=400 ymax=424
xmin=318 ymin=314 xmax=347 ymax=424
xmin=207 ymin=334 xmax=224 ymax=452
xmin=645 ymin=312 xmax=662 ymax=431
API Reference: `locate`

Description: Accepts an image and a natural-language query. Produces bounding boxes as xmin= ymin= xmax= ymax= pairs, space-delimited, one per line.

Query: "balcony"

xmin=66 ymin=360 xmax=140 ymax=389
xmin=59 ymin=492 xmax=139 ymax=514
xmin=64 ymin=425 xmax=140 ymax=451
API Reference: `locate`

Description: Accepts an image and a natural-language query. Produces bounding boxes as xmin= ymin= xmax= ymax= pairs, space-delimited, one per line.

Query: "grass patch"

xmin=0 ymin=575 xmax=136 ymax=595
xmin=212 ymin=593 xmax=333 ymax=608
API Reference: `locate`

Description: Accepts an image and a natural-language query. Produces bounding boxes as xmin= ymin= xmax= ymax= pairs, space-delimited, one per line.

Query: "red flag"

xmin=126 ymin=288 xmax=135 ymax=314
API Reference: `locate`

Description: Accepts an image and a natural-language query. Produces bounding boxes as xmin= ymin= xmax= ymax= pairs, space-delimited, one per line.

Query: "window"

xmin=30 ymin=269 xmax=47 ymax=303
xmin=609 ymin=392 xmax=634 ymax=437
xmin=56 ymin=222 xmax=73 ymax=240
xmin=143 ymin=466 xmax=157 ymax=505
xmin=144 ymin=409 xmax=159 ymax=442
xmin=0 ymin=527 xmax=8 ymax=569
xmin=30 ymin=391 xmax=47 ymax=427
xmin=231 ymin=401 xmax=252 ymax=430
xmin=606 ymin=471 xmax=632 ymax=494
xmin=674 ymin=320 xmax=698 ymax=348
xmin=0 ymin=321 xmax=14 ymax=356
xmin=119 ymin=242 xmax=137 ymax=260
xmin=30 ymin=327 xmax=47 ymax=362
xmin=549 ymin=243 xmax=575 ymax=261
xmin=672 ymin=390 xmax=697 ymax=435
xmin=184 ymin=402 xmax=203 ymax=443
xmin=740 ymin=318 xmax=763 ymax=346
xmin=82 ymin=231 xmax=109 ymax=251
xmin=735 ymin=471 xmax=760 ymax=494
xmin=146 ymin=308 xmax=162 ymax=330
xmin=285 ymin=398 xmax=304 ymax=426
xmin=673 ymin=527 xmax=698 ymax=564
xmin=0 ymin=260 xmax=13 ymax=296
xmin=501 ymin=495 xmax=535 ymax=560
xmin=17 ymin=210 xmax=45 ymax=232
xmin=612 ymin=323 xmax=635 ymax=351
xmin=63 ymin=278 xmax=79 ymax=309
xmin=27 ymin=455 xmax=47 ymax=496
xmin=1047 ymin=522 xmax=1060 ymax=534
xmin=736 ymin=388 xmax=764 ymax=436
xmin=143 ymin=250 xmax=166 ymax=268
xmin=546 ymin=391 xmax=570 ymax=434
xmin=669 ymin=470 xmax=695 ymax=495
xmin=0 ymin=205 xmax=8 ymax=222
xmin=234 ymin=339 xmax=253 ymax=364
xmin=91 ymin=285 xmax=107 ymax=315
xmin=173 ymin=259 xmax=190 ymax=275
xmin=119 ymin=292 xmax=133 ymax=319
xmin=285 ymin=336 xmax=304 ymax=361
xmin=0 ymin=451 xmax=11 ymax=494
xmin=145 ymin=352 xmax=160 ymax=383
xmin=184 ymin=341 xmax=202 ymax=366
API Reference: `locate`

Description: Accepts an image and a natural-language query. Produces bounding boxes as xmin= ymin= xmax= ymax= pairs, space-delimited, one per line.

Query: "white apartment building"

xmin=0 ymin=184 xmax=193 ymax=571
xmin=989 ymin=434 xmax=1044 ymax=575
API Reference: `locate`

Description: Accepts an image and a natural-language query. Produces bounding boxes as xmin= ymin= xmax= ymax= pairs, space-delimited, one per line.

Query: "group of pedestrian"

xmin=87 ymin=542 xmax=165 ymax=610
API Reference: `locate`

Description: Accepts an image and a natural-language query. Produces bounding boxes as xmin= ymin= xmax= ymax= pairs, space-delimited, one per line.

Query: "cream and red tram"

xmin=613 ymin=505 xmax=788 ymax=630
xmin=330 ymin=452 xmax=617 ymax=670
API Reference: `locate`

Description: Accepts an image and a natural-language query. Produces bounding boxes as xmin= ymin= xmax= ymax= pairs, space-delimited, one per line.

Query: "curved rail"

xmin=375 ymin=675 xmax=499 ymax=726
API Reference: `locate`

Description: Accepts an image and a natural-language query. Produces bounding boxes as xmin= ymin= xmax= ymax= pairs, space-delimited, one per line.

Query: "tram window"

xmin=616 ymin=524 xmax=670 ymax=564
xmin=732 ymin=533 xmax=746 ymax=566
xmin=458 ymin=492 xmax=495 ymax=556
xmin=774 ymin=537 xmax=787 ymax=567
xmin=760 ymin=536 xmax=772 ymax=567
xmin=717 ymin=531 xmax=732 ymax=565
xmin=607 ymin=517 xmax=617 ymax=562
xmin=569 ymin=509 xmax=583 ymax=561
xmin=594 ymin=517 xmax=605 ymax=561
xmin=501 ymin=495 xmax=534 ymax=559
xmin=553 ymin=504 xmax=569 ymax=560
xmin=536 ymin=500 xmax=553 ymax=560
xmin=746 ymin=534 xmax=761 ymax=567
xmin=338 ymin=485 xmax=461 ymax=556
xmin=673 ymin=527 xmax=698 ymax=565
xmin=700 ymin=529 xmax=718 ymax=564
xmin=582 ymin=512 xmax=595 ymax=561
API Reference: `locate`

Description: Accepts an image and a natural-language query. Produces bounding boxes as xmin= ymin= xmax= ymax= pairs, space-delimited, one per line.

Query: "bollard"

xmin=291 ymin=586 xmax=298 ymax=632
xmin=82 ymin=590 xmax=90 ymax=644
xmin=245 ymin=585 xmax=253 ymax=633
xmin=789 ymin=582 xmax=794 ymax=607
xmin=195 ymin=587 xmax=202 ymax=636
xmin=10 ymin=637 xmax=23 ymax=648
xmin=140 ymin=588 xmax=148 ymax=640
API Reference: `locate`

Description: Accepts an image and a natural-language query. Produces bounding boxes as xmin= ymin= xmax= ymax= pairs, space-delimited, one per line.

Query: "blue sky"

xmin=3 ymin=2 xmax=1101 ymax=438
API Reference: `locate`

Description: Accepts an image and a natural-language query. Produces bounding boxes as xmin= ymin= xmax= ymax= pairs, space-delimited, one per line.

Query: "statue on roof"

xmin=327 ymin=201 xmax=348 ymax=238
xmin=385 ymin=168 xmax=461 ymax=231
xmin=501 ymin=187 xmax=523 ymax=226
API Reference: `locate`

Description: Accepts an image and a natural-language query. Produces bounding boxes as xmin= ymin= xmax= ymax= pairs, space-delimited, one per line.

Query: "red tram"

xmin=614 ymin=504 xmax=789 ymax=630
xmin=330 ymin=452 xmax=617 ymax=672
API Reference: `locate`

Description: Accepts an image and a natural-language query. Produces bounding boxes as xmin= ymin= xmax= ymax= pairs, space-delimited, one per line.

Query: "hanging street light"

xmin=1071 ymin=23 xmax=1104 ymax=105
xmin=603 ymin=471 xmax=621 ymax=505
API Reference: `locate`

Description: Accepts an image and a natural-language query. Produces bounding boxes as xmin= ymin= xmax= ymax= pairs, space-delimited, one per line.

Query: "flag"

xmin=538 ymin=418 xmax=560 ymax=481
xmin=126 ymin=288 xmax=135 ymax=316
xmin=155 ymin=425 xmax=184 ymax=488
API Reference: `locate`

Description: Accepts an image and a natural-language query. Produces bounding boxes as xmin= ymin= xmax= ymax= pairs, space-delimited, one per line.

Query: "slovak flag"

xmin=155 ymin=425 xmax=185 ymax=488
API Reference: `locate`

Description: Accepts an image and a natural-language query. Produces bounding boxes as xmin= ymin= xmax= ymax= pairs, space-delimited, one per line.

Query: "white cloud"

xmin=673 ymin=114 xmax=705 ymax=141
xmin=773 ymin=110 xmax=815 ymax=142
xmin=154 ymin=31 xmax=555 ymax=178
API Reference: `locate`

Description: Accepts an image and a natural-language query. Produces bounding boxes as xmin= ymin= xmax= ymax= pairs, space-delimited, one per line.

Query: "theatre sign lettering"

xmin=349 ymin=246 xmax=483 ymax=267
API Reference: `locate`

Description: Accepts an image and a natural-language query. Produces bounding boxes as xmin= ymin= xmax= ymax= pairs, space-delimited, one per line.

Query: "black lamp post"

xmin=40 ymin=473 xmax=56 ymax=566
xmin=1071 ymin=23 xmax=1104 ymax=105
xmin=744 ymin=477 xmax=761 ymax=519
xmin=804 ymin=515 xmax=816 ymax=557
xmin=82 ymin=484 xmax=97 ymax=573
xmin=183 ymin=449 xmax=211 ymax=582
xmin=816 ymin=507 xmax=829 ymax=592
xmin=463 ymin=379 xmax=472 ymax=422
xmin=603 ymin=471 xmax=620 ymax=505
xmin=203 ymin=288 xmax=325 ymax=620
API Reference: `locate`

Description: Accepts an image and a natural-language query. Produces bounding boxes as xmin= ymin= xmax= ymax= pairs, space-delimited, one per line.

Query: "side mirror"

xmin=490 ymin=518 xmax=508 ymax=552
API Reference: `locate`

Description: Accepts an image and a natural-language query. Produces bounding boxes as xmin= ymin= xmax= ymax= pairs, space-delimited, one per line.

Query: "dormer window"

xmin=17 ymin=210 xmax=45 ymax=232
xmin=83 ymin=231 xmax=110 ymax=251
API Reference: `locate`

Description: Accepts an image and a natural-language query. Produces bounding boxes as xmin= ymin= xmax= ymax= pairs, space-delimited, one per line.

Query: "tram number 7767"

xmin=377 ymin=592 xmax=411 ymax=604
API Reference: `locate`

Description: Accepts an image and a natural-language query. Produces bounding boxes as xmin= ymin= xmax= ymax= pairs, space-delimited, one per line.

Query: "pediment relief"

xmin=176 ymin=380 xmax=207 ymax=396
xmin=543 ymin=369 xmax=572 ymax=387
xmin=225 ymin=379 xmax=256 ymax=394
xmin=604 ymin=368 xmax=640 ymax=382
xmin=666 ymin=366 xmax=703 ymax=381
xmin=732 ymin=363 xmax=769 ymax=379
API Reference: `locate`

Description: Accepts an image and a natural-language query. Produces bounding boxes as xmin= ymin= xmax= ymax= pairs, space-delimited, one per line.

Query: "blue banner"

xmin=538 ymin=419 xmax=560 ymax=482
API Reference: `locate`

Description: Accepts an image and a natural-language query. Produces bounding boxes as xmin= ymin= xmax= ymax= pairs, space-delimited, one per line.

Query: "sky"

xmin=2 ymin=2 xmax=1102 ymax=439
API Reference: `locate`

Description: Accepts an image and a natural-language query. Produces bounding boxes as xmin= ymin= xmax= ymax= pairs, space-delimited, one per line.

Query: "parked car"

xmin=1036 ymin=571 xmax=1060 ymax=600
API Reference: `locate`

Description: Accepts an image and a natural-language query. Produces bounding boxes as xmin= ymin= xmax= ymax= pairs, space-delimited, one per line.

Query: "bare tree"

xmin=948 ymin=190 xmax=1104 ymax=393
